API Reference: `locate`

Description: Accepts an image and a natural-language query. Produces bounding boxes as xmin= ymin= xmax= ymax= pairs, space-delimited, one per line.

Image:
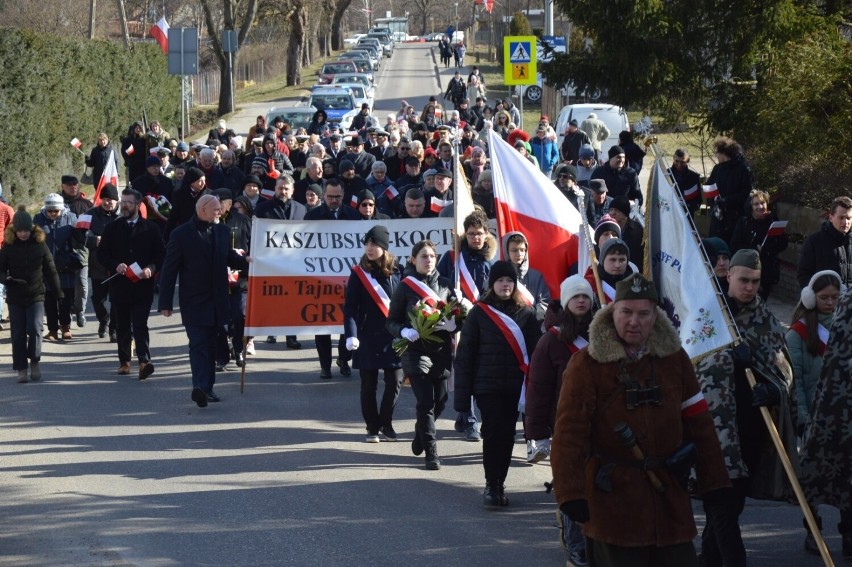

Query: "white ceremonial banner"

xmin=648 ymin=158 xmax=737 ymax=359
xmin=245 ymin=217 xmax=454 ymax=335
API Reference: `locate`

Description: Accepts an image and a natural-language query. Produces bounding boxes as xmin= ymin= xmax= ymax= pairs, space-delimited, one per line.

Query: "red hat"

xmin=506 ymin=129 xmax=530 ymax=147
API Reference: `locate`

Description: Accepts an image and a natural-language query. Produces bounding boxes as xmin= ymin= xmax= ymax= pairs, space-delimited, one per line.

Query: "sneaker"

xmin=380 ymin=426 xmax=398 ymax=441
xmin=266 ymin=335 xmax=277 ymax=344
xmin=29 ymin=362 xmax=41 ymax=381
xmin=76 ymin=312 xmax=87 ymax=328
xmin=17 ymin=369 xmax=28 ymax=383
xmin=138 ymin=361 xmax=155 ymax=380
xmin=117 ymin=362 xmax=131 ymax=375
xmin=526 ymin=439 xmax=550 ymax=463
xmin=245 ymin=339 xmax=255 ymax=355
xmin=365 ymin=432 xmax=381 ymax=443
xmin=465 ymin=424 xmax=482 ymax=442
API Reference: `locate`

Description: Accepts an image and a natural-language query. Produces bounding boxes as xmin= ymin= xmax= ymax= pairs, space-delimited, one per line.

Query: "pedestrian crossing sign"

xmin=503 ymin=36 xmax=536 ymax=86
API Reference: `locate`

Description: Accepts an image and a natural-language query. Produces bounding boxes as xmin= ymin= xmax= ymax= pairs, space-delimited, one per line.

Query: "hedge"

xmin=0 ymin=28 xmax=180 ymax=206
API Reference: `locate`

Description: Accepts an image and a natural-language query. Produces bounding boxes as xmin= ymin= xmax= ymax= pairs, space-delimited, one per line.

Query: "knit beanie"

xmin=560 ymin=275 xmax=594 ymax=307
xmin=184 ymin=167 xmax=205 ymax=185
xmin=601 ymin=238 xmax=629 ymax=261
xmin=100 ymin=183 xmax=119 ymax=201
xmin=488 ymin=260 xmax=519 ymax=288
xmin=13 ymin=206 xmax=33 ymax=231
xmin=594 ymin=216 xmax=622 ymax=244
xmin=364 ymin=225 xmax=390 ymax=250
xmin=608 ymin=145 xmax=625 ymax=159
xmin=609 ymin=196 xmax=631 ymax=218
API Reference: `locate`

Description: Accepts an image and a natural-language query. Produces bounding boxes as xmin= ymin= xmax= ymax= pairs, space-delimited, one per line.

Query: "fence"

xmin=191 ymin=59 xmax=269 ymax=106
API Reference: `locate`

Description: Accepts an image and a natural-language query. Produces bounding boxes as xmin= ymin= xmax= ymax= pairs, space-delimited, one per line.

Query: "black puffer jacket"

xmin=0 ymin=225 xmax=62 ymax=305
xmin=453 ymin=295 xmax=541 ymax=410
xmin=386 ymin=264 xmax=456 ymax=375
xmin=797 ymin=221 xmax=852 ymax=288
xmin=707 ymin=154 xmax=753 ymax=215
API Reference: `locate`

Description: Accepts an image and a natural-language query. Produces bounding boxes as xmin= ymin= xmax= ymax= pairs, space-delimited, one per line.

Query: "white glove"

xmin=401 ymin=327 xmax=420 ymax=342
xmin=345 ymin=337 xmax=360 ymax=351
xmin=460 ymin=298 xmax=474 ymax=311
xmin=435 ymin=317 xmax=457 ymax=333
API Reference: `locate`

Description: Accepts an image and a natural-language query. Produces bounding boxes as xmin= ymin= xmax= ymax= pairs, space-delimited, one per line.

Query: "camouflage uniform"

xmin=695 ymin=295 xmax=797 ymax=499
xmin=799 ymin=289 xmax=852 ymax=534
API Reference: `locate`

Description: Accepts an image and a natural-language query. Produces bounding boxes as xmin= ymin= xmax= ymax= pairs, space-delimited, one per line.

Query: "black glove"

xmin=702 ymin=486 xmax=734 ymax=506
xmin=730 ymin=342 xmax=752 ymax=370
xmin=751 ymin=382 xmax=781 ymax=408
xmin=560 ymin=499 xmax=590 ymax=524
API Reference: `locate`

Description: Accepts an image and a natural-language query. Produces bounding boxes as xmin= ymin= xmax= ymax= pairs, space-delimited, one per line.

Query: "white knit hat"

xmin=561 ymin=275 xmax=594 ymax=307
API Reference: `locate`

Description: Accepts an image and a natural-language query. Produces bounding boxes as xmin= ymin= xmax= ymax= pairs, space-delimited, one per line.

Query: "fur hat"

xmin=560 ymin=275 xmax=594 ymax=307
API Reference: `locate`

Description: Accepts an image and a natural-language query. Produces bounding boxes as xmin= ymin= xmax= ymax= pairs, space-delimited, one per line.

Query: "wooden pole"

xmin=88 ymin=0 xmax=97 ymax=39
xmin=577 ymin=193 xmax=606 ymax=305
xmin=745 ymin=368 xmax=835 ymax=566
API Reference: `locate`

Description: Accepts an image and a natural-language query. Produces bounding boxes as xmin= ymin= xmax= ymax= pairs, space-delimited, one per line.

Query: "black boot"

xmin=425 ymin=446 xmax=441 ymax=470
xmin=483 ymin=481 xmax=500 ymax=507
xmin=411 ymin=432 xmax=423 ymax=456
xmin=803 ymin=515 xmax=822 ymax=556
xmin=497 ymin=483 xmax=509 ymax=507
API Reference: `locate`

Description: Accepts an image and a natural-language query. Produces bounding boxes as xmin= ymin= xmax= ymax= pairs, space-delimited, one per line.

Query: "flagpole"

xmin=452 ymin=135 xmax=462 ymax=291
xmin=577 ymin=193 xmax=606 ymax=305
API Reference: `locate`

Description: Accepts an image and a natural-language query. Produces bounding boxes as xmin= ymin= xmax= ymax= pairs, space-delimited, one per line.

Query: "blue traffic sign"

xmin=508 ymin=41 xmax=532 ymax=63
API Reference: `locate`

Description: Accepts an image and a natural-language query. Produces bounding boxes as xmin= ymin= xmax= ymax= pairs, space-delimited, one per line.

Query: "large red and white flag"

xmin=488 ymin=130 xmax=582 ymax=298
xmin=150 ymin=17 xmax=169 ymax=54
xmin=93 ymin=149 xmax=119 ymax=205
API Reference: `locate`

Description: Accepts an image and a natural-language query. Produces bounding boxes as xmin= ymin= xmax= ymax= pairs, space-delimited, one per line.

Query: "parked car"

xmin=341 ymin=51 xmax=378 ymax=72
xmin=554 ymin=103 xmax=629 ymax=159
xmin=343 ymin=34 xmax=366 ymax=47
xmin=367 ymin=32 xmax=393 ymax=57
xmin=515 ymin=74 xmax=602 ymax=104
xmin=328 ymin=82 xmax=373 ymax=112
xmin=335 ymin=56 xmax=373 ymax=80
xmin=264 ymin=105 xmax=317 ymax=132
xmin=318 ymin=61 xmax=358 ymax=84
xmin=302 ymin=87 xmax=359 ymax=131
xmin=329 ymin=72 xmax=376 ymax=89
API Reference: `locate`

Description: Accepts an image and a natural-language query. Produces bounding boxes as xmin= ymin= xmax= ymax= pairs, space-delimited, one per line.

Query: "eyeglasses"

xmin=398 ymin=147 xmax=410 ymax=151
xmin=325 ymin=194 xmax=343 ymax=200
xmin=359 ymin=202 xmax=375 ymax=207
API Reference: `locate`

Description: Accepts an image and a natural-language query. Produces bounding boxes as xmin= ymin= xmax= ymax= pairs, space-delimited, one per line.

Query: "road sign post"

xmin=503 ymin=36 xmax=536 ymax=131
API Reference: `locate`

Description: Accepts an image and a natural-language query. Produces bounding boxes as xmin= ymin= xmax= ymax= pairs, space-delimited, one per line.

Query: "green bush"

xmin=0 ymin=28 xmax=180 ymax=206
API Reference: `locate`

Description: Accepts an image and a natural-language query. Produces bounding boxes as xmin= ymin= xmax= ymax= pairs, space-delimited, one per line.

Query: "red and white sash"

xmin=480 ymin=303 xmax=528 ymax=373
xmin=547 ymin=327 xmax=589 ymax=353
xmin=403 ymin=275 xmax=442 ymax=303
xmin=517 ymin=280 xmax=534 ymax=306
xmin=353 ymin=265 xmax=391 ymax=317
xmin=789 ymin=318 xmax=829 ymax=356
xmin=453 ymin=251 xmax=480 ymax=302
xmin=601 ymin=281 xmax=616 ymax=304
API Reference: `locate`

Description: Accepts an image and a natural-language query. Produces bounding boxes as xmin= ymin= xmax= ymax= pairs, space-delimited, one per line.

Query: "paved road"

xmin=0 ymin=43 xmax=843 ymax=566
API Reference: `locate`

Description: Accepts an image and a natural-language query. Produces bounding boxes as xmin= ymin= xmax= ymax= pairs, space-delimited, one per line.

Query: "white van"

xmin=555 ymin=103 xmax=629 ymax=159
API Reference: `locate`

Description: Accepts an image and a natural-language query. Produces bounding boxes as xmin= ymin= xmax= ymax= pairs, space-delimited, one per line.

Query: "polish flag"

xmin=75 ymin=214 xmax=92 ymax=230
xmin=93 ymin=149 xmax=119 ymax=206
xmin=682 ymin=184 xmax=700 ymax=201
xmin=125 ymin=144 xmax=136 ymax=156
xmin=70 ymin=138 xmax=83 ymax=150
xmin=383 ymin=186 xmax=399 ymax=200
xmin=488 ymin=130 xmax=581 ymax=299
xmin=350 ymin=194 xmax=359 ymax=208
xmin=702 ymin=183 xmax=719 ymax=199
xmin=150 ymin=17 xmax=169 ymax=54
xmin=260 ymin=188 xmax=275 ymax=200
xmin=430 ymin=196 xmax=452 ymax=214
xmin=766 ymin=220 xmax=788 ymax=237
xmin=125 ymin=262 xmax=145 ymax=282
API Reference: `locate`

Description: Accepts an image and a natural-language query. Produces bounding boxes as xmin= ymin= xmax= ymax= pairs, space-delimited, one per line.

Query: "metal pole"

xmin=519 ymin=89 xmax=523 ymax=131
xmin=544 ymin=0 xmax=553 ymax=36
xmin=180 ymin=76 xmax=186 ymax=139
xmin=229 ymin=51 xmax=235 ymax=114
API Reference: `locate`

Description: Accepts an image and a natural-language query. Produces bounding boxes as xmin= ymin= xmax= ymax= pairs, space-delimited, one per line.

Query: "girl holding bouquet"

xmin=343 ymin=226 xmax=403 ymax=444
xmin=386 ymin=240 xmax=457 ymax=471
xmin=453 ymin=261 xmax=541 ymax=507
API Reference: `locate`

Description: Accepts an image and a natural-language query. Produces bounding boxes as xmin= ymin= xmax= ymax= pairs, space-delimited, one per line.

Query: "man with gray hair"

xmin=580 ymin=113 xmax=610 ymax=163
xmin=217 ymin=150 xmax=245 ymax=197
xmin=294 ymin=156 xmax=325 ymax=205
xmin=159 ymin=195 xmax=249 ymax=407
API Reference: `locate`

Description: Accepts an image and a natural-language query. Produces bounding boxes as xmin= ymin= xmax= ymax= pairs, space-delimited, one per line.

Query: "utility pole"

xmin=88 ymin=0 xmax=97 ymax=39
xmin=544 ymin=0 xmax=554 ymax=36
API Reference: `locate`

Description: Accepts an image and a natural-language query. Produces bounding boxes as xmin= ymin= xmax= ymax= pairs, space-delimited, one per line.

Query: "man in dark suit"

xmin=97 ymin=188 xmax=166 ymax=379
xmin=304 ymin=179 xmax=356 ymax=378
xmin=338 ymin=135 xmax=375 ymax=180
xmin=158 ymin=195 xmax=249 ymax=407
xmin=254 ymin=174 xmax=306 ymax=350
xmin=367 ymin=129 xmax=395 ymax=162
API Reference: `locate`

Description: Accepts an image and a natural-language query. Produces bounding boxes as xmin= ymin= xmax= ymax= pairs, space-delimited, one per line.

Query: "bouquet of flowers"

xmin=145 ymin=194 xmax=172 ymax=220
xmin=393 ymin=297 xmax=466 ymax=356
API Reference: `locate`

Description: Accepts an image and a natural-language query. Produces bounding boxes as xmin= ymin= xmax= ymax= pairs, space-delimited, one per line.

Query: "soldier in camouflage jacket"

xmin=694 ymin=249 xmax=797 ymax=566
xmin=799 ymin=288 xmax=852 ymax=559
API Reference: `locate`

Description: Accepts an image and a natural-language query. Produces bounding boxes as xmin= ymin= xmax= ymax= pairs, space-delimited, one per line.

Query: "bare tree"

xmin=199 ymin=0 xmax=260 ymax=115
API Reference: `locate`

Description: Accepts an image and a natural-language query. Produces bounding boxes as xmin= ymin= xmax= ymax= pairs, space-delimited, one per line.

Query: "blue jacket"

xmin=33 ymin=208 xmax=81 ymax=290
xmin=529 ymin=136 xmax=560 ymax=174
xmin=158 ymin=215 xmax=248 ymax=327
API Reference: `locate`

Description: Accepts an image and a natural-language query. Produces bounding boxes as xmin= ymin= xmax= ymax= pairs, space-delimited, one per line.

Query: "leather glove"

xmin=730 ymin=342 xmax=752 ymax=370
xmin=702 ymin=486 xmax=734 ymax=506
xmin=434 ymin=317 xmax=457 ymax=333
xmin=560 ymin=499 xmax=590 ymax=524
xmin=752 ymin=382 xmax=781 ymax=408
xmin=400 ymin=327 xmax=420 ymax=342
xmin=345 ymin=337 xmax=360 ymax=351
